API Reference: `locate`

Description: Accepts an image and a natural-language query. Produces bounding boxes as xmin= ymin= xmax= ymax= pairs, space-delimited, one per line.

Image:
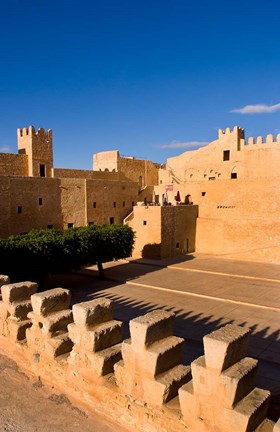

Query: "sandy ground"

xmin=0 ymin=352 xmax=125 ymax=432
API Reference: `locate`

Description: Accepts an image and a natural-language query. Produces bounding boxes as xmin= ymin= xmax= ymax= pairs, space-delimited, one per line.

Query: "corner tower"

xmin=17 ymin=126 xmax=53 ymax=177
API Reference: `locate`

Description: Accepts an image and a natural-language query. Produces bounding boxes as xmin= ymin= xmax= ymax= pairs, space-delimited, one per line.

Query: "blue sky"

xmin=1 ymin=0 xmax=280 ymax=168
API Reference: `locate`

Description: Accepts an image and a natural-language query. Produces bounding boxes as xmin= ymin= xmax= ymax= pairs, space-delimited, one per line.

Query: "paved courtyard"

xmin=49 ymin=253 xmax=280 ymax=412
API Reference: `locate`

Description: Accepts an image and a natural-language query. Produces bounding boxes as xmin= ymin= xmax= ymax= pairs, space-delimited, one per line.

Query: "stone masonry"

xmin=0 ymin=281 xmax=37 ymax=341
xmin=26 ymin=287 xmax=73 ymax=358
xmin=0 ymin=277 xmax=278 ymax=431
xmin=179 ymin=324 xmax=271 ymax=432
xmin=114 ymin=309 xmax=191 ymax=407
xmin=68 ymin=297 xmax=123 ymax=376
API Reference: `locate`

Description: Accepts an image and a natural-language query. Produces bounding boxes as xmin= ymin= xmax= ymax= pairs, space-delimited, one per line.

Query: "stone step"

xmin=29 ymin=310 xmax=73 ymax=335
xmin=68 ymin=319 xmax=123 ymax=352
xmin=146 ymin=335 xmax=185 ymax=376
xmin=155 ymin=364 xmax=192 ymax=403
xmin=7 ymin=300 xmax=33 ymax=320
xmin=2 ymin=281 xmax=37 ymax=304
xmin=255 ymin=419 xmax=275 ymax=432
xmin=203 ymin=324 xmax=250 ymax=373
xmin=88 ymin=342 xmax=122 ymax=375
xmin=130 ymin=310 xmax=175 ymax=348
xmin=225 ymin=387 xmax=270 ymax=432
xmin=7 ymin=317 xmax=32 ymax=341
xmin=221 ymin=356 xmax=258 ymax=408
xmin=31 ymin=288 xmax=71 ymax=317
xmin=72 ymin=298 xmax=113 ymax=328
xmin=45 ymin=332 xmax=74 ymax=358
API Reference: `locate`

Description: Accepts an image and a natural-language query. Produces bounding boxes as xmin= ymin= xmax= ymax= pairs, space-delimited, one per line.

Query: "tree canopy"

xmin=0 ymin=225 xmax=135 ymax=282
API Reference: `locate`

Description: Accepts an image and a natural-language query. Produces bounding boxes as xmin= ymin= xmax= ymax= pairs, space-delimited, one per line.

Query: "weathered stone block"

xmin=44 ymin=333 xmax=73 ymax=358
xmin=31 ymin=288 xmax=71 ymax=317
xmin=2 ymin=282 xmax=38 ymax=304
xmin=221 ymin=357 xmax=258 ymax=408
xmin=223 ymin=388 xmax=270 ymax=432
xmin=121 ymin=335 xmax=184 ymax=378
xmin=72 ymin=298 xmax=113 ymax=327
xmin=0 ymin=275 xmax=10 ymax=288
xmin=0 ymin=301 xmax=9 ymax=320
xmin=130 ymin=310 xmax=174 ymax=348
xmin=7 ymin=300 xmax=33 ymax=321
xmin=88 ymin=343 xmax=122 ymax=375
xmin=7 ymin=317 xmax=32 ymax=341
xmin=155 ymin=364 xmax=191 ymax=403
xmin=29 ymin=310 xmax=73 ymax=335
xmin=203 ymin=324 xmax=250 ymax=372
xmin=68 ymin=320 xmax=123 ymax=352
xmin=191 ymin=355 xmax=258 ymax=408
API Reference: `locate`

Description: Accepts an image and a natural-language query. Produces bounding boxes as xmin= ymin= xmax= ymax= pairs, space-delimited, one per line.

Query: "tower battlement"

xmin=17 ymin=126 xmax=52 ymax=141
xmin=218 ymin=126 xmax=245 ymax=140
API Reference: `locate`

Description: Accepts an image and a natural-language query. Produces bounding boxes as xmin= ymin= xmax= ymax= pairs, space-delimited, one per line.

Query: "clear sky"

xmin=1 ymin=0 xmax=280 ymax=168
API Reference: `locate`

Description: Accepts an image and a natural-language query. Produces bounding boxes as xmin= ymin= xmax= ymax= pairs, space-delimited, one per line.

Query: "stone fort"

xmin=0 ymin=125 xmax=279 ymax=262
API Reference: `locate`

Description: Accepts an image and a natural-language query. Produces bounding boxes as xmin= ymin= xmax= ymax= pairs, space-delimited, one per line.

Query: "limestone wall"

xmin=0 ymin=177 xmax=62 ymax=238
xmin=0 ymin=280 xmax=277 ymax=432
xmin=93 ymin=150 xmax=161 ymax=188
xmin=17 ymin=126 xmax=53 ymax=178
xmin=0 ymin=153 xmax=28 ymax=176
xmin=54 ymin=167 xmax=128 ymax=181
xmin=125 ymin=205 xmax=198 ymax=259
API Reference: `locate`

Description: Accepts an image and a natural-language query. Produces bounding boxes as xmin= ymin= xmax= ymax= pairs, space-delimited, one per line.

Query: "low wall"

xmin=196 ymin=217 xmax=280 ymax=263
xmin=0 ymin=275 xmax=278 ymax=432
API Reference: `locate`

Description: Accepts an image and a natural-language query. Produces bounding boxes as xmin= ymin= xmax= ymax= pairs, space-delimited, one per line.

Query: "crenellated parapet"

xmin=17 ymin=125 xmax=52 ymax=141
xmin=115 ymin=310 xmax=191 ymax=407
xmin=0 ymin=281 xmax=37 ymax=341
xmin=179 ymin=324 xmax=271 ymax=432
xmin=0 ymin=279 xmax=277 ymax=431
xmin=26 ymin=287 xmax=73 ymax=358
xmin=68 ymin=298 xmax=123 ymax=376
xmin=246 ymin=133 xmax=280 ymax=146
xmin=218 ymin=126 xmax=245 ymax=140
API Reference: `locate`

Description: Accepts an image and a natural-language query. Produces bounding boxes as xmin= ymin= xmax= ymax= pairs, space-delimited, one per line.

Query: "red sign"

xmin=165 ymin=184 xmax=173 ymax=192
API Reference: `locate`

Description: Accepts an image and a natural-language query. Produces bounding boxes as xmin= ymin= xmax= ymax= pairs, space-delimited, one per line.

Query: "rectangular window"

xmin=123 ymin=201 xmax=125 ymax=207
xmin=176 ymin=242 xmax=180 ymax=248
xmin=93 ymin=202 xmax=96 ymax=208
xmin=231 ymin=172 xmax=237 ymax=179
xmin=40 ymin=164 xmax=46 ymax=177
xmin=143 ymin=220 xmax=147 ymax=225
xmin=202 ymin=192 xmax=206 ymax=196
xmin=113 ymin=202 xmax=116 ymax=208
xmin=223 ymin=150 xmax=230 ymax=161
xmin=109 ymin=217 xmax=114 ymax=225
xmin=17 ymin=206 xmax=22 ymax=214
xmin=47 ymin=224 xmax=53 ymax=229
xmin=88 ymin=221 xmax=94 ymax=226
xmin=67 ymin=223 xmax=74 ymax=228
xmin=38 ymin=197 xmax=43 ymax=206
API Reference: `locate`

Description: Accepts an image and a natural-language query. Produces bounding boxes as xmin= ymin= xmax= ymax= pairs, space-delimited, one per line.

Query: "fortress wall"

xmin=196 ymin=217 xmax=280 ymax=262
xmin=54 ymin=168 xmax=128 ymax=181
xmin=17 ymin=126 xmax=53 ymax=177
xmin=59 ymin=178 xmax=87 ymax=228
xmin=93 ymin=150 xmax=160 ymax=187
xmin=86 ymin=178 xmax=138 ymax=225
xmin=126 ymin=205 xmax=162 ymax=258
xmin=93 ymin=150 xmax=119 ymax=172
xmin=0 ymin=177 xmax=62 ymax=238
xmin=164 ymin=128 xmax=280 ymax=184
xmin=0 ymin=282 xmax=276 ymax=432
xmin=161 ymin=205 xmax=198 ymax=258
xmin=0 ymin=153 xmax=28 ymax=176
xmin=126 ymin=205 xmax=198 ymax=259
